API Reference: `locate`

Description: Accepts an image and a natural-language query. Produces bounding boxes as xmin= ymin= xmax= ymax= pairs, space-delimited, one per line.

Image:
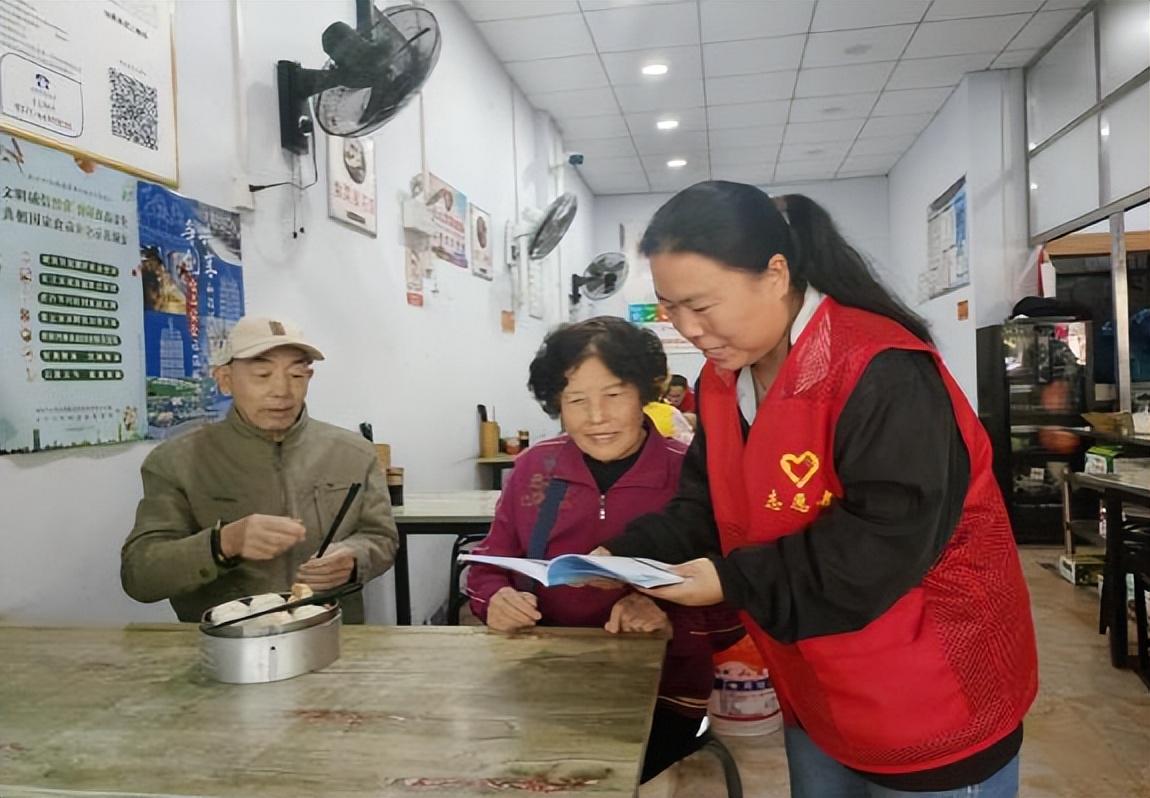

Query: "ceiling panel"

xmin=564 ymin=136 xmax=639 ymax=157
xmin=702 ymin=36 xmax=806 ymax=76
xmin=584 ymin=2 xmax=700 ymax=51
xmin=783 ymin=118 xmax=866 ymax=143
xmin=925 ymin=0 xmax=1043 ymax=20
xmin=905 ymin=15 xmax=1032 ymax=58
xmin=649 ymin=168 xmax=711 ymax=193
xmin=872 ymin=86 xmax=954 ymax=116
xmin=707 ymin=124 xmax=785 ymax=148
xmin=810 ymin=0 xmax=929 ymax=32
xmin=614 ymin=80 xmax=706 ymax=112
xmin=837 ymin=167 xmax=887 ymax=178
xmin=840 ymin=152 xmax=902 ymax=172
xmin=476 ymin=15 xmax=595 ymax=61
xmin=775 ymin=159 xmax=841 ymax=180
xmin=460 ymin=0 xmax=582 ymax=21
xmin=641 ymin=151 xmax=711 ymax=171
xmin=711 ymin=163 xmax=776 ymax=184
xmin=858 ymin=112 xmax=935 ymax=137
xmin=992 ymin=49 xmax=1039 ymax=69
xmin=849 ymin=133 xmax=918 ymax=155
xmin=779 ymin=140 xmax=852 ymax=162
xmin=557 ymin=115 xmax=631 ymax=140
xmin=802 ymin=25 xmax=916 ymax=67
xmin=632 ymin=129 xmax=710 ymax=154
xmin=582 ymin=174 xmax=652 ymax=194
xmin=788 ymin=92 xmax=879 ymax=122
xmin=707 ymin=100 xmax=791 ymax=129
xmin=705 ymin=72 xmax=797 ymax=105
xmin=461 ymin=0 xmax=1082 ymax=194
xmin=504 ymin=55 xmax=610 ymax=95
xmin=793 ymin=62 xmax=896 ymax=96
xmin=529 ymin=87 xmax=620 ymax=119
xmin=577 ymin=155 xmax=648 ymax=180
xmin=644 ymin=158 xmax=711 ymax=177
xmin=709 ymin=144 xmax=779 ymax=166
xmin=625 ymin=107 xmax=710 ymax=132
xmin=699 ymin=0 xmax=814 ymax=43
xmin=1008 ymin=9 xmax=1079 ymax=51
xmin=886 ymin=53 xmax=995 ymax=90
xmin=599 ymin=46 xmax=703 ymax=84
xmin=579 ymin=0 xmax=684 ymax=10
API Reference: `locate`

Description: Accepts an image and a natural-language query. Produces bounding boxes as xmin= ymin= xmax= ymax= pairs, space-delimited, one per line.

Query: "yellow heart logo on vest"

xmin=780 ymin=451 xmax=820 ymax=488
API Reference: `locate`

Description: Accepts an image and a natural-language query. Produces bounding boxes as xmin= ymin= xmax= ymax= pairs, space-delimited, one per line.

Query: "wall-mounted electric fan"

xmin=276 ymin=3 xmax=441 ymax=154
xmin=570 ymin=252 xmax=628 ymax=305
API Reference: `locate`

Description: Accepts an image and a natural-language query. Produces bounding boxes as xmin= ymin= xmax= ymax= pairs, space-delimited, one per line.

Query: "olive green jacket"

xmin=122 ymin=408 xmax=397 ymax=622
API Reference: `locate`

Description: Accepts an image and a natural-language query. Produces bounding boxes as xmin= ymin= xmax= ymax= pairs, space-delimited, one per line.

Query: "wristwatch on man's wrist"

xmin=210 ymin=519 xmax=241 ymax=568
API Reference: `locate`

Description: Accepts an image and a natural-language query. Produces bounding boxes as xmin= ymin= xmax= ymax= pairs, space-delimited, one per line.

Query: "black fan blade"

xmin=314 ymin=6 xmax=442 ymax=137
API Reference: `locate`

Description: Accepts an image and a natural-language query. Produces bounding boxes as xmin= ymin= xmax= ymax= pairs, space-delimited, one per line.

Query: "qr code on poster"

xmin=108 ymin=68 xmax=158 ymax=150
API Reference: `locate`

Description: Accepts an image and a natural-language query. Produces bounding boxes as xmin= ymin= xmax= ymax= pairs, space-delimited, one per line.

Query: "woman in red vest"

xmin=601 ymin=181 xmax=1038 ymax=797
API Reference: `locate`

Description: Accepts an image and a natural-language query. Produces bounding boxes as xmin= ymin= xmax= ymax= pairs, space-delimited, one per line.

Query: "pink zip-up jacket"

xmin=467 ymin=426 xmax=743 ymax=715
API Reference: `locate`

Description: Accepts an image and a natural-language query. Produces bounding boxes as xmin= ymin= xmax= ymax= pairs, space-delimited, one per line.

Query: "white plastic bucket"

xmin=708 ymin=638 xmax=782 ymax=737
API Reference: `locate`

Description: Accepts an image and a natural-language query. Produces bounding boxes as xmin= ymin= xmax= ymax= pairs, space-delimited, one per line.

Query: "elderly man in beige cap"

xmin=121 ymin=316 xmax=397 ymax=623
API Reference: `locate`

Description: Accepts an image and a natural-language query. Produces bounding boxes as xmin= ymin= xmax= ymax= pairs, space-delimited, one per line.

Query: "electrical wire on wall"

xmin=247 ymin=142 xmax=318 ymax=239
xmin=509 ymin=78 xmax=522 ymax=313
xmin=416 ymin=90 xmax=438 ymax=294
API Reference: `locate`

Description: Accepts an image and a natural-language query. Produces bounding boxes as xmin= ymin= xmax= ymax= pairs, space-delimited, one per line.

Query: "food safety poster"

xmin=0 ymin=133 xmax=145 ymax=453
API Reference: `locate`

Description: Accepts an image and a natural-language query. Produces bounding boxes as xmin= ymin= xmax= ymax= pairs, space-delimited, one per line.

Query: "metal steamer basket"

xmin=199 ymin=593 xmax=342 ymax=684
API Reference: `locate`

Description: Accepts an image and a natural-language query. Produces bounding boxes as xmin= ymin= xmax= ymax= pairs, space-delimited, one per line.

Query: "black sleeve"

xmin=711 ymin=350 xmax=970 ymax=644
xmin=606 ymin=387 xmax=722 ymax=563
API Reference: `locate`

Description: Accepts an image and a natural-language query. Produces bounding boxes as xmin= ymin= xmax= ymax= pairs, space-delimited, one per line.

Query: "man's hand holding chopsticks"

xmin=295 ymin=543 xmax=356 ymax=591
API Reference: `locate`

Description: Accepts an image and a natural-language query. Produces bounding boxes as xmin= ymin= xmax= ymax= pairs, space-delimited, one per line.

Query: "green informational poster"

xmin=0 ymin=134 xmax=146 ymax=454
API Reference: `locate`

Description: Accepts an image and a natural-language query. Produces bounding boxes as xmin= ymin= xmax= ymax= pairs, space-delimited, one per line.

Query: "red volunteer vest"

xmin=701 ymin=299 xmax=1038 ymax=774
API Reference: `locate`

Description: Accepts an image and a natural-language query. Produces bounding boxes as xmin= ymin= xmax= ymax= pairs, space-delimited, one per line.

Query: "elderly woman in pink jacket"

xmin=467 ymin=316 xmax=741 ymax=783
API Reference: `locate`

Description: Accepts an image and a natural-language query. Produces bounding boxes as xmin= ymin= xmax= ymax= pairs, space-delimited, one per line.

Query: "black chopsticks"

xmin=315 ymin=482 xmax=362 ymax=559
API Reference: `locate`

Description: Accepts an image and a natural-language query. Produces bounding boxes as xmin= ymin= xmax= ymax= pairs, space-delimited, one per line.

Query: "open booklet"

xmin=459 ymin=554 xmax=684 ymax=589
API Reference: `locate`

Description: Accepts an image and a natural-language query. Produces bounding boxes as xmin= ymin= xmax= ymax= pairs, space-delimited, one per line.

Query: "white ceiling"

xmin=459 ymin=0 xmax=1089 ymax=195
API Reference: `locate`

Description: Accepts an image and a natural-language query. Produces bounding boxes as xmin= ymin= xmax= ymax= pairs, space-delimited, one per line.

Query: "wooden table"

xmin=391 ymin=491 xmax=500 ymax=625
xmin=1072 ymin=471 xmax=1150 ymax=685
xmin=0 ymin=624 xmax=666 ymax=797
xmin=1061 ymin=428 xmax=1150 ymax=559
xmin=477 ymin=454 xmax=518 ymax=489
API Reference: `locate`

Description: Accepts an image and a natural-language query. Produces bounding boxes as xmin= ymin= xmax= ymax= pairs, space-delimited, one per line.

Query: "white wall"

xmin=969 ymin=71 xmax=1030 ymax=330
xmin=0 ymin=0 xmax=594 ymax=626
xmin=887 ymin=72 xmax=1031 ymax=405
xmin=586 ymin=177 xmax=891 ymax=380
xmin=888 ymin=81 xmax=973 ymax=399
xmin=591 ymin=176 xmax=892 ymax=278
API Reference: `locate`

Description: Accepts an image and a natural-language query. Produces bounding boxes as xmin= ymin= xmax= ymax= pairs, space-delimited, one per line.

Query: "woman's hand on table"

xmin=487 ymin=587 xmax=542 ymax=632
xmin=637 ymin=557 xmax=725 ymax=606
xmin=605 ymin=593 xmax=671 ymax=634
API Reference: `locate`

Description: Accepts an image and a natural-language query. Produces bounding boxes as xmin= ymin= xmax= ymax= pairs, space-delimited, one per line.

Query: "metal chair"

xmin=446 ymin=531 xmax=489 ymax=625
xmin=688 ymin=716 xmax=743 ymax=798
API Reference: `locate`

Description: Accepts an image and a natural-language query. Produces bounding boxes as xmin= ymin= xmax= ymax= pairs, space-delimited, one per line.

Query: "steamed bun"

xmin=242 ymin=611 xmax=293 ymax=630
xmin=247 ymin=593 xmax=287 ymax=612
xmin=291 ymin=605 xmax=328 ymax=622
xmin=210 ymin=602 xmax=251 ymax=625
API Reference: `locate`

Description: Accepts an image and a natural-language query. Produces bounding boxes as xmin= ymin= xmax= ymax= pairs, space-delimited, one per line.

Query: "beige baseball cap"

xmin=212 ymin=316 xmax=325 ymax=366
